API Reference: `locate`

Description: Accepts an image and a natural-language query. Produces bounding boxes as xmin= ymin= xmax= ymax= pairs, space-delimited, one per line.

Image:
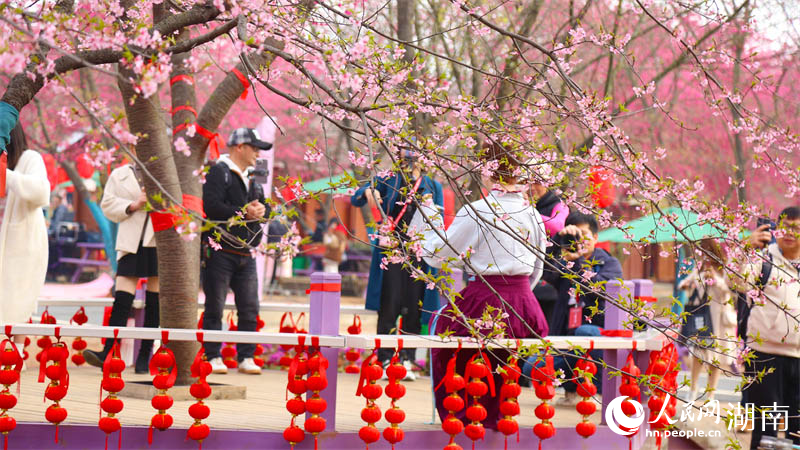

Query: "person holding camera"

xmin=545 ymin=212 xmax=622 ymax=335
xmin=202 ymin=127 xmax=272 ymax=375
xmin=520 ymin=212 xmax=622 ymax=405
xmin=740 ymin=207 xmax=800 ymax=450
xmin=83 ymin=158 xmax=160 ymax=373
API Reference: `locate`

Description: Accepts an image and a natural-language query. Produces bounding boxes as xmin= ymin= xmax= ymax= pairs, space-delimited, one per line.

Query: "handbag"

xmin=680 ymin=288 xmax=713 ymax=345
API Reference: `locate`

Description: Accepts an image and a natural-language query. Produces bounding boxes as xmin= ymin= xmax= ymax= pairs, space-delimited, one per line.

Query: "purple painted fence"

xmin=11 ymin=274 xmax=695 ymax=449
xmin=10 ymin=422 xmax=640 ymax=449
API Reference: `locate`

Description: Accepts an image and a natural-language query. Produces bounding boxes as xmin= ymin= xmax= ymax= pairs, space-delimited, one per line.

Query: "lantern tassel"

xmin=54 ymin=424 xmax=58 ymax=444
xmin=118 ymin=428 xmax=122 ymax=450
xmin=104 ymin=434 xmax=108 ymax=450
xmin=504 ymin=436 xmax=508 ymax=450
xmin=314 ymin=436 xmax=318 ymax=450
xmin=4 ymin=433 xmax=7 ymax=450
xmin=538 ymin=440 xmax=542 ymax=450
xmin=148 ymin=425 xmax=154 ymax=445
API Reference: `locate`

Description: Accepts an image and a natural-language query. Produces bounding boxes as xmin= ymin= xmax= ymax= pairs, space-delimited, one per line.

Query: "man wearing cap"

xmin=202 ymin=127 xmax=272 ymax=375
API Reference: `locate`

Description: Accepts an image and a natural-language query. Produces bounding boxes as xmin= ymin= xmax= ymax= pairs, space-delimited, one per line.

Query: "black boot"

xmin=135 ymin=291 xmax=160 ymax=374
xmin=135 ymin=340 xmax=153 ymax=374
xmin=84 ymin=290 xmax=135 ymax=368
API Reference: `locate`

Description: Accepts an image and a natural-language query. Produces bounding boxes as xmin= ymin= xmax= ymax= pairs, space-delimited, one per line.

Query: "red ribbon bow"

xmin=231 ymin=68 xmax=250 ymax=100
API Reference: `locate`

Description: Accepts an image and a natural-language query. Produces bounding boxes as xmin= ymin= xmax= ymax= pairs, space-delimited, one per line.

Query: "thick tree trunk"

xmin=117 ymin=64 xmax=197 ymax=385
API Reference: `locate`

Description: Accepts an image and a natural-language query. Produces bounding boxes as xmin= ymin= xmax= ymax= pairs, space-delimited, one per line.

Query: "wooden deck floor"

xmin=12 ymin=363 xmax=590 ymax=431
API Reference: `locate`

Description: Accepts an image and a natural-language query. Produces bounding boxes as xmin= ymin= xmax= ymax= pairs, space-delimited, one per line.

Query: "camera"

xmin=561 ymin=231 xmax=580 ymax=252
xmin=757 ymin=216 xmax=776 ymax=231
xmin=251 ymin=158 xmax=269 ymax=184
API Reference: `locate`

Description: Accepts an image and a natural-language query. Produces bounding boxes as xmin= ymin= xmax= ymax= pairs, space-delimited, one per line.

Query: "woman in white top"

xmin=0 ymin=122 xmax=50 ymax=347
xmin=410 ymin=142 xmax=549 ymax=428
xmin=83 ymin=162 xmax=159 ymax=374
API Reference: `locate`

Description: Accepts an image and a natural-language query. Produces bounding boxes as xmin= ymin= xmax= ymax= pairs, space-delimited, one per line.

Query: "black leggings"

xmin=745 ymin=350 xmax=800 ymax=450
xmin=376 ymin=262 xmax=426 ymax=362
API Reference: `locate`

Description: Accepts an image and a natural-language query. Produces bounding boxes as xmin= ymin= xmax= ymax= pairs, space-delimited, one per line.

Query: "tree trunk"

xmin=729 ymin=7 xmax=751 ymax=204
xmin=117 ymin=64 xmax=197 ymax=385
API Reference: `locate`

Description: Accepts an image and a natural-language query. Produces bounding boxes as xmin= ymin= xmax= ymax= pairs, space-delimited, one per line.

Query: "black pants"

xmin=745 ymin=350 xmax=800 ymax=450
xmin=377 ymin=262 xmax=426 ymax=362
xmin=202 ymin=250 xmax=259 ymax=360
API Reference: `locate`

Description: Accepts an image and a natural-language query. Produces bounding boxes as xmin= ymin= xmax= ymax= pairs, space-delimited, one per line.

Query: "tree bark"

xmin=117 ymin=64 xmax=198 ymax=384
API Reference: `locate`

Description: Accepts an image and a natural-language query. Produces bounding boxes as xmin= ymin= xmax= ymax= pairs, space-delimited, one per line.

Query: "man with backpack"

xmin=202 ymin=128 xmax=272 ymax=375
xmin=740 ymin=207 xmax=800 ymax=449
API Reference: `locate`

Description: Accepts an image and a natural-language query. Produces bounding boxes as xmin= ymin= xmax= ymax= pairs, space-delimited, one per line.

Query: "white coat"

xmin=0 ymin=150 xmax=50 ymax=324
xmin=101 ymin=165 xmax=155 ymax=260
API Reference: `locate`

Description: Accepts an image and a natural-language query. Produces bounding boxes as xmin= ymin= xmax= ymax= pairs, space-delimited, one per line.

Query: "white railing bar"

xmin=3 ymin=324 xmax=345 ymax=346
xmin=345 ymin=334 xmax=662 ymax=351
xmin=2 ymin=325 xmax=661 ymax=351
xmin=37 ymin=299 xmax=376 ymax=316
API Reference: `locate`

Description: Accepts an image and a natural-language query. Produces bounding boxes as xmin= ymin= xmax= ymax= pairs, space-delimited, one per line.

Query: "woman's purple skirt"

xmin=431 ymin=275 xmax=548 ymax=429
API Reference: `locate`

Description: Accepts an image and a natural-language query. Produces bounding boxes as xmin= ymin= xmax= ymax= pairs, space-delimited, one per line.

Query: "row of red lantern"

xmin=283 ymin=336 xmax=330 ymax=450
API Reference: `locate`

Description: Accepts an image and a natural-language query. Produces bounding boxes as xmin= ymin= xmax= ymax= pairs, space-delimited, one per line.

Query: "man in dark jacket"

xmin=202 ymin=127 xmax=272 ymax=375
xmin=545 ymin=212 xmax=622 ymax=335
xmin=523 ymin=212 xmax=622 ymax=403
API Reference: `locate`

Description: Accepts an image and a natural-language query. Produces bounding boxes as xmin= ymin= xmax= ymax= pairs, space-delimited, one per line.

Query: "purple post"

xmin=601 ymin=280 xmax=634 ymax=424
xmin=308 ymin=272 xmax=341 ymax=431
xmin=631 ymin=278 xmax=654 ymax=300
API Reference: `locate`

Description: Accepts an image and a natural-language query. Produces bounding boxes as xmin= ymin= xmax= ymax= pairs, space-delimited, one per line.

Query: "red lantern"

xmin=345 ymin=315 xmax=362 ymax=374
xmin=148 ymin=332 xmax=176 ymax=445
xmin=618 ymin=350 xmax=643 ymax=450
xmin=356 ymin=346 xmax=382 ymax=450
xmin=99 ymin=333 xmax=124 ymax=450
xmin=574 ymin=345 xmax=597 ymax=439
xmin=222 ymin=313 xmax=238 ymax=369
xmin=284 ymin=339 xmax=308 ymax=450
xmin=435 ymin=344 xmax=465 ymax=450
xmin=645 ymin=343 xmax=679 ymax=450
xmin=304 ymin=341 xmax=329 ymax=450
xmin=463 ymin=353 xmax=494 ymax=450
xmin=589 ymin=166 xmax=615 ymax=209
xmin=39 ymin=336 xmax=69 ymax=444
xmin=383 ymin=342 xmax=407 ymax=450
xmin=498 ymin=356 xmax=522 ymax=450
xmin=253 ymin=316 xmax=266 ymax=368
xmin=0 ymin=335 xmax=22 ymax=450
xmin=188 ymin=333 xmax=213 ymax=449
xmin=532 ymin=354 xmax=556 ymax=450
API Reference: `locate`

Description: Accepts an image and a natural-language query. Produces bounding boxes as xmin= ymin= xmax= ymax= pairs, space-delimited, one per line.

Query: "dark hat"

xmin=227 ymin=127 xmax=273 ymax=150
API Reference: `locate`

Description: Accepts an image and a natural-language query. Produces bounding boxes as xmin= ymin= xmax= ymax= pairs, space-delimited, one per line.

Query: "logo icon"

xmin=605 ymin=396 xmax=645 ymax=436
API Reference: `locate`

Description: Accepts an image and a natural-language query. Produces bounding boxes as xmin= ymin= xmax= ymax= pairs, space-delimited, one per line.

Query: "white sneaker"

xmin=209 ymin=357 xmax=227 ymax=374
xmin=238 ymin=358 xmax=262 ymax=375
xmin=402 ymin=360 xmax=417 ymax=381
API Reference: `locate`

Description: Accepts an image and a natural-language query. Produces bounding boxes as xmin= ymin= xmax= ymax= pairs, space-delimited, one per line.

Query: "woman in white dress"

xmin=0 ymin=121 xmax=50 ymax=346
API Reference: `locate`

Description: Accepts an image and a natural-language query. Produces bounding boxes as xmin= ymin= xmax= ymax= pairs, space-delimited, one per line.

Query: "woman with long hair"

xmin=0 ymin=120 xmax=51 ymax=352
